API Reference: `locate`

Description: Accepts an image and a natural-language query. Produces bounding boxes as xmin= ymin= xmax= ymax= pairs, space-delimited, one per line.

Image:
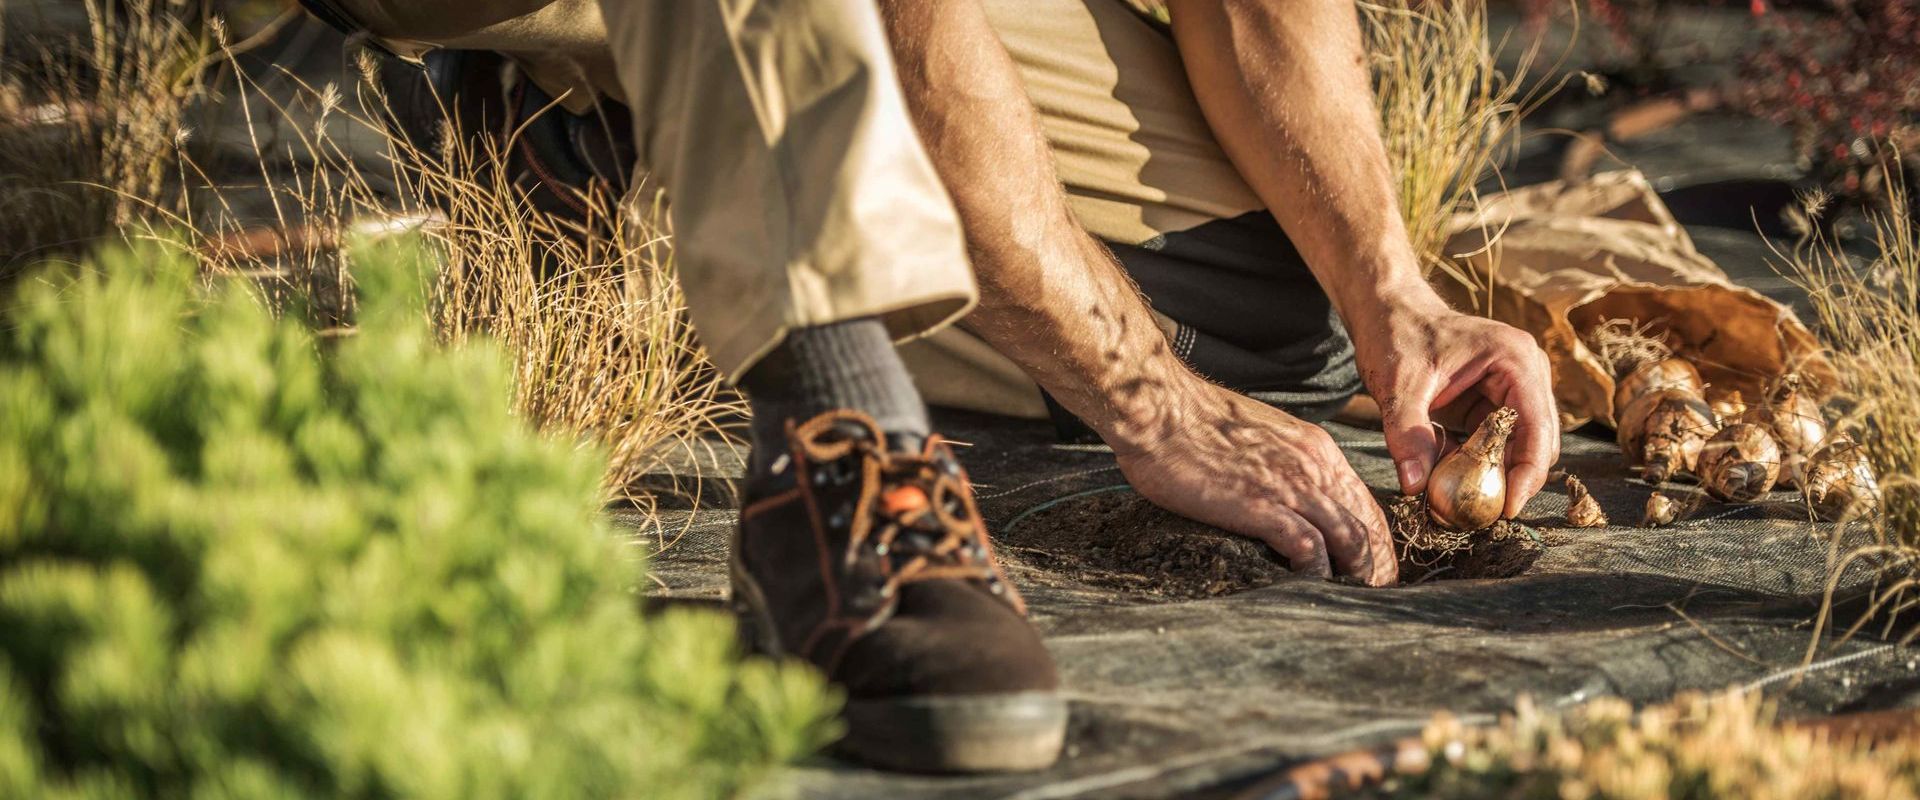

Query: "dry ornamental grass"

xmin=1780 ymin=166 xmax=1920 ymax=648
xmin=191 ymin=49 xmax=740 ymax=530
xmin=3 ymin=2 xmax=737 ymax=539
xmin=1361 ymin=0 xmax=1529 ymax=298
xmin=0 ymin=0 xmax=208 ymax=276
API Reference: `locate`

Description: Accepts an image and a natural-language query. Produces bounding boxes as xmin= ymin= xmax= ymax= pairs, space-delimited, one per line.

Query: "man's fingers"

xmin=1380 ymin=385 xmax=1439 ymax=496
xmin=1252 ymin=503 xmax=1334 ymax=579
xmin=1502 ymin=353 xmax=1561 ymax=518
xmin=1457 ymin=395 xmax=1499 ymax=437
xmin=1326 ymin=464 xmax=1397 ymax=586
xmin=1354 ymin=489 xmax=1397 ymax=586
xmin=1344 ymin=502 xmax=1396 ymax=587
xmin=1505 ymin=448 xmax=1554 ymax=518
xmin=1288 ymin=493 xmax=1378 ymax=584
xmin=1304 ymin=429 xmax=1393 ymax=585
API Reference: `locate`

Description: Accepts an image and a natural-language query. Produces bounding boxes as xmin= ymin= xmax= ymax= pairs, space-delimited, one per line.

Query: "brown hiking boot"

xmin=731 ymin=410 xmax=1066 ymax=773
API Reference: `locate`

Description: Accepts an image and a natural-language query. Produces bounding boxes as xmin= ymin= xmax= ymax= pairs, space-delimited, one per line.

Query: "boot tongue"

xmin=884 ymin=432 xmax=927 ymax=457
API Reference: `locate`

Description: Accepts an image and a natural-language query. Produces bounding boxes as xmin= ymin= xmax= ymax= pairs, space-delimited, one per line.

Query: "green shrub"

xmin=0 ymin=237 xmax=837 ymax=798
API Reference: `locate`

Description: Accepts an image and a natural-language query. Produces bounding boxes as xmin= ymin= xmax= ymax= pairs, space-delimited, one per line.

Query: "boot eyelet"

xmin=812 ymin=460 xmax=857 ymax=487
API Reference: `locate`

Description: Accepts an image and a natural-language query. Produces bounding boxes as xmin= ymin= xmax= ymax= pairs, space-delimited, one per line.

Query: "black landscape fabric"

xmin=625 ymin=79 xmax=1907 ymax=799
xmin=633 ymin=412 xmax=1915 ymax=799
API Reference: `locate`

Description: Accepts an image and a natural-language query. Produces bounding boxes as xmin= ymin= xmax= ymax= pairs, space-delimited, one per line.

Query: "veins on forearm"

xmin=877 ymin=0 xmax=1192 ymax=436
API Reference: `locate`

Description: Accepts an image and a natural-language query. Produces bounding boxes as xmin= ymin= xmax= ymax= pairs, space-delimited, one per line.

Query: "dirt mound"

xmin=994 ymin=489 xmax=1544 ymax=596
xmin=994 ymin=489 xmax=1290 ymax=599
xmin=1389 ymin=496 xmax=1545 ymax=582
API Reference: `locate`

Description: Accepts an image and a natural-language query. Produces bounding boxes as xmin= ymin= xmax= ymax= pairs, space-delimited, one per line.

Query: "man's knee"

xmin=314 ymin=0 xmax=611 ymax=106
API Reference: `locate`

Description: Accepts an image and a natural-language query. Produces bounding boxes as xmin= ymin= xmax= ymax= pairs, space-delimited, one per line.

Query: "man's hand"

xmin=1354 ymin=292 xmax=1560 ymax=519
xmin=1170 ymin=0 xmax=1561 ymax=521
xmin=1108 ymin=382 xmax=1397 ymax=586
xmin=876 ymin=0 xmax=1528 ymax=587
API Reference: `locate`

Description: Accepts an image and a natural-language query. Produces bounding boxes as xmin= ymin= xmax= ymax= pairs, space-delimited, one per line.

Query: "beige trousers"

xmin=330 ymin=0 xmax=1261 ymax=417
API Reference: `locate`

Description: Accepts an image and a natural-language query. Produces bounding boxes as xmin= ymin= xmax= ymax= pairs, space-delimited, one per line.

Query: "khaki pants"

xmin=327 ymin=0 xmax=1273 ymax=418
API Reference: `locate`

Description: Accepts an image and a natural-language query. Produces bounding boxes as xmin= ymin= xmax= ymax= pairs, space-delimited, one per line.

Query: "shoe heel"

xmin=729 ymin=528 xmax=786 ymax=658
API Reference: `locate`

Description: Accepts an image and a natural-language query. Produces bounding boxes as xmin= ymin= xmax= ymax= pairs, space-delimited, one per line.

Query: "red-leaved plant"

xmin=1728 ymin=0 xmax=1920 ymax=203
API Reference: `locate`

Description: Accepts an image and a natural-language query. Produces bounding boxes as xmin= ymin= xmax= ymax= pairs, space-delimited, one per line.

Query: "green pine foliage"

xmin=0 ymin=237 xmax=838 ymax=798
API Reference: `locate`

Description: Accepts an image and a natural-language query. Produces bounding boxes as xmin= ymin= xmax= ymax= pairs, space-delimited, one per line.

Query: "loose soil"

xmin=1389 ymin=496 xmax=1544 ymax=581
xmin=995 ymin=489 xmax=1545 ymax=597
xmin=995 ymin=490 xmax=1290 ymax=600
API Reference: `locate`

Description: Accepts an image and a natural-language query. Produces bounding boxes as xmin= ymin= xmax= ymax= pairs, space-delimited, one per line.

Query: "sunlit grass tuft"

xmin=1361 ymin=0 xmax=1587 ymax=309
xmin=177 ymin=46 xmax=740 ymax=526
xmin=1779 ymin=162 xmax=1920 ymax=648
xmin=0 ymin=0 xmax=207 ymax=277
xmin=3 ymin=7 xmax=736 ymax=534
xmin=1361 ymin=0 xmax=1523 ymax=294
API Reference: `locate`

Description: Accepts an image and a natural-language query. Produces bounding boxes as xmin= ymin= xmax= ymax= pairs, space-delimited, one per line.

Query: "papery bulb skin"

xmin=1617 ymin=388 xmax=1716 ymax=481
xmin=1642 ymin=493 xmax=1682 ymax=527
xmin=1743 ymin=375 xmax=1824 ymax=489
xmin=1751 ymin=374 xmax=1827 ymax=455
xmin=1614 ymin=357 xmax=1705 ymax=420
xmin=1698 ymin=423 xmax=1783 ymax=502
xmin=1710 ymin=390 xmax=1748 ymax=427
xmin=1565 ymin=474 xmax=1609 ymax=528
xmin=1804 ymin=435 xmax=1880 ymax=521
xmin=1427 ymin=407 xmax=1518 ymax=532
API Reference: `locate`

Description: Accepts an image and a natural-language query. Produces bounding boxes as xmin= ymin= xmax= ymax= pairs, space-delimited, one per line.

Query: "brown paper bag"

xmin=1438 ymin=170 xmax=1831 ymax=430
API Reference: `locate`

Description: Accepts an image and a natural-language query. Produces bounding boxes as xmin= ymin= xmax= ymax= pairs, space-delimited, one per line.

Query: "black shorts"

xmin=1041 ymin=211 xmax=1364 ymax=440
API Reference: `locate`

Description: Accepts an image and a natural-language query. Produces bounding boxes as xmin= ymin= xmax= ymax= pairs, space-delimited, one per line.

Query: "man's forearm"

xmin=876 ymin=0 xmax=1195 ymax=443
xmin=1167 ymin=0 xmax=1446 ymax=323
xmin=878 ymin=0 xmax=1409 ymax=581
xmin=1169 ymin=0 xmax=1560 ymax=506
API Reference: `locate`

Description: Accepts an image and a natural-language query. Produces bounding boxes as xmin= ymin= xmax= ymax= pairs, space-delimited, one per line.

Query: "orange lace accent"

xmin=792 ymin=411 xmax=997 ymax=599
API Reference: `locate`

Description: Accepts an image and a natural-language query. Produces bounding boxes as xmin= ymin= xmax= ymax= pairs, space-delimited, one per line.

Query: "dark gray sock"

xmin=738 ymin=317 xmax=929 ymax=483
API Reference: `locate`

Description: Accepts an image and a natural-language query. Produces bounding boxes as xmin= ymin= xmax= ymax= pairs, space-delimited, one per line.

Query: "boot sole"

xmin=838 ymin=692 xmax=1067 ymax=773
xmin=729 ymin=534 xmax=1068 ymax=773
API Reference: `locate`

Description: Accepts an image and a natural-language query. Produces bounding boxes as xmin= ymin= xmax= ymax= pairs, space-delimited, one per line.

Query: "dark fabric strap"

xmin=295 ymin=0 xmax=401 ymax=57
xmin=1042 ymin=210 xmax=1363 ymax=442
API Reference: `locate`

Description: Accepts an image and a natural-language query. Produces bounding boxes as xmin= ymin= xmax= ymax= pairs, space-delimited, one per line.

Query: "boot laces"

xmin=865 ymin=446 xmax=997 ymax=595
xmin=795 ymin=415 xmax=999 ymax=601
